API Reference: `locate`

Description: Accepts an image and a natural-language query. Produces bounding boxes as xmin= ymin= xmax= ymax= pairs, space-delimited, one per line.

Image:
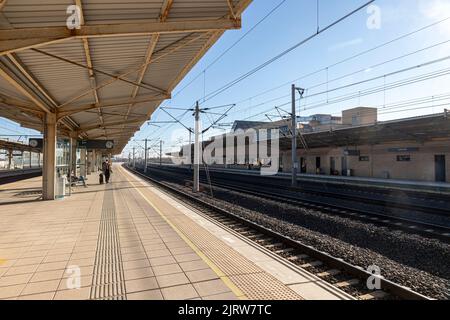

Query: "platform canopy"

xmin=0 ymin=0 xmax=251 ymax=154
xmin=0 ymin=138 xmax=41 ymax=153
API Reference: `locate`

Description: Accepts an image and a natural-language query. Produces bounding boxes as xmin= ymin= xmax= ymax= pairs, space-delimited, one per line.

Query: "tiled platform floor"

xmin=0 ymin=165 xmax=348 ymax=300
xmin=0 ymin=168 xmax=241 ymax=300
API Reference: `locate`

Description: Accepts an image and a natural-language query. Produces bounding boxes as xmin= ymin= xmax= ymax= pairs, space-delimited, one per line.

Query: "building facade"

xmin=280 ymin=139 xmax=450 ymax=183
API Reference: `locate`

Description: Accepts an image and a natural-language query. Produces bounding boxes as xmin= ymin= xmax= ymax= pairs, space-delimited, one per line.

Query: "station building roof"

xmin=231 ymin=120 xmax=269 ymax=132
xmin=279 ymin=112 xmax=450 ymax=150
xmin=0 ymin=0 xmax=252 ymax=154
xmin=172 ymin=112 xmax=450 ymax=158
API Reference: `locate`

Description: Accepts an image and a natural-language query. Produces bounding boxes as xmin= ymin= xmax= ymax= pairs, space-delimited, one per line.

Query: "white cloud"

xmin=420 ymin=0 xmax=450 ymax=34
xmin=421 ymin=0 xmax=450 ymax=18
xmin=328 ymin=38 xmax=363 ymax=52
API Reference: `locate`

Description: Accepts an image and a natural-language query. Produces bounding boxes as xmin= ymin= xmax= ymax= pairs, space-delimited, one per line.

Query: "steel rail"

xmin=144 ymin=165 xmax=450 ymax=242
xmin=125 ymin=164 xmax=432 ymax=300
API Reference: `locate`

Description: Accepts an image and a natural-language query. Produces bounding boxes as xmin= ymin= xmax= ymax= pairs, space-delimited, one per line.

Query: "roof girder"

xmin=56 ymin=32 xmax=205 ymax=110
xmin=0 ymin=18 xmax=242 ymax=55
xmin=78 ymin=119 xmax=143 ymax=133
xmin=57 ymin=94 xmax=168 ymax=119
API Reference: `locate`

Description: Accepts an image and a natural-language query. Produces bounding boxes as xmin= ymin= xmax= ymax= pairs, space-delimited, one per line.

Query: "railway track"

xmin=208 ymin=168 xmax=450 ymax=214
xmin=125 ymin=164 xmax=432 ymax=300
xmin=152 ymin=165 xmax=450 ymax=216
xmin=142 ymin=165 xmax=450 ymax=242
xmin=0 ymin=170 xmax=42 ymax=185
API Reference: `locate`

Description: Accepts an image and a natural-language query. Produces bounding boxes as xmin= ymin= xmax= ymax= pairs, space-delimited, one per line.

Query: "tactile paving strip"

xmin=180 ymin=223 xmax=261 ymax=275
xmin=121 ymin=166 xmax=303 ymax=300
xmin=120 ymin=184 xmax=302 ymax=299
xmin=90 ymin=186 xmax=127 ymax=300
xmin=229 ymin=273 xmax=301 ymax=300
xmin=169 ymin=214 xmax=302 ymax=300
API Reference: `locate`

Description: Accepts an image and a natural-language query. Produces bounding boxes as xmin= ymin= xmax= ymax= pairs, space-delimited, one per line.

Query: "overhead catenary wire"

xmin=306 ymin=38 xmax=450 ymax=93
xmin=199 ymin=0 xmax=376 ymax=104
xmin=243 ymin=91 xmax=450 ymax=123
xmin=202 ymin=104 xmax=237 ymax=134
xmin=172 ymin=0 xmax=288 ymax=99
xmin=129 ymin=7 xmax=450 ymax=155
xmin=224 ymin=35 xmax=450 ymax=118
xmin=229 ymin=16 xmax=450 ymax=107
xmin=303 ymin=66 xmax=450 ymax=111
xmin=228 ymin=54 xmax=450 ymax=120
xmin=160 ymin=108 xmax=193 ymax=133
xmin=305 ymin=55 xmax=450 ymax=100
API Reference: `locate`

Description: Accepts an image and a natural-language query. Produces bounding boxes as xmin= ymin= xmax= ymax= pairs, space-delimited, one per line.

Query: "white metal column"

xmin=80 ymin=148 xmax=87 ymax=177
xmin=42 ymin=113 xmax=56 ymax=200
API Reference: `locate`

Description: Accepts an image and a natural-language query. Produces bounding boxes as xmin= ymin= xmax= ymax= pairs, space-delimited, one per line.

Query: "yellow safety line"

xmin=0 ymin=259 xmax=6 ymax=265
xmin=120 ymin=166 xmax=247 ymax=300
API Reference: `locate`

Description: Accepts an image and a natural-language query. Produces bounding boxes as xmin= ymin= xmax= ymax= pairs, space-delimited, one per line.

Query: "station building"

xmin=194 ymin=107 xmax=450 ymax=184
xmin=278 ymin=109 xmax=450 ymax=183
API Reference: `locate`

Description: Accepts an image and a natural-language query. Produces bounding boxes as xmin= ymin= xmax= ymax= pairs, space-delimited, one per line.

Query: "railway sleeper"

xmin=300 ymin=260 xmax=323 ymax=268
xmin=247 ymin=234 xmax=265 ymax=240
xmin=335 ymin=279 xmax=360 ymax=288
xmin=358 ymin=290 xmax=389 ymax=300
xmin=288 ymin=254 xmax=309 ymax=261
xmin=239 ymin=230 xmax=256 ymax=236
xmin=275 ymin=247 xmax=295 ymax=254
xmin=257 ymin=239 xmax=276 ymax=245
xmin=317 ymin=269 xmax=341 ymax=278
xmin=264 ymin=242 xmax=283 ymax=249
xmin=226 ymin=223 xmax=242 ymax=228
xmin=234 ymin=227 xmax=250 ymax=232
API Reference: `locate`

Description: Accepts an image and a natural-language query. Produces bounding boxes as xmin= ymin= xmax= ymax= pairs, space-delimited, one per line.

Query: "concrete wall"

xmin=280 ymin=139 xmax=450 ymax=183
xmin=342 ymin=107 xmax=377 ymax=126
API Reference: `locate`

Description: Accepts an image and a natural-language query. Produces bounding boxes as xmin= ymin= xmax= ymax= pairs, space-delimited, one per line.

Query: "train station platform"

xmin=0 ymin=164 xmax=351 ymax=300
xmin=171 ymin=165 xmax=450 ymax=195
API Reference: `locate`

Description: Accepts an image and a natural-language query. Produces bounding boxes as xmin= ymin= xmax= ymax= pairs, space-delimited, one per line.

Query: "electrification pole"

xmin=160 ymin=140 xmax=163 ymax=166
xmin=291 ymin=84 xmax=297 ymax=187
xmin=132 ymin=146 xmax=136 ymax=168
xmin=189 ymin=128 xmax=192 ymax=171
xmin=144 ymin=139 xmax=148 ymax=173
xmin=291 ymin=85 xmax=305 ymax=187
xmin=193 ymin=102 xmax=200 ymax=192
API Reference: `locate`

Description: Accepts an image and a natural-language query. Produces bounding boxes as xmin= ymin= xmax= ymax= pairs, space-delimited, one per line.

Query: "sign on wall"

xmin=78 ymin=140 xmax=114 ymax=149
xmin=388 ymin=147 xmax=419 ymax=153
xmin=344 ymin=149 xmax=360 ymax=156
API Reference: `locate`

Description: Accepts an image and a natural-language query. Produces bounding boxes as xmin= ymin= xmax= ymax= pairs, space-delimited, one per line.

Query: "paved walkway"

xmin=0 ymin=171 xmax=235 ymax=299
xmin=0 ymin=165 xmax=310 ymax=300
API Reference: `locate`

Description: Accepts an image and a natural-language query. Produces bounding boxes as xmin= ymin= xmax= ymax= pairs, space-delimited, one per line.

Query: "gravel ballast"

xmin=142 ymin=168 xmax=450 ymax=299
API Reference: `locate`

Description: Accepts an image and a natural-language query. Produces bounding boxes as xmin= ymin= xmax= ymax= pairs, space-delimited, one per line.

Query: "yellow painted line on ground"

xmin=0 ymin=259 xmax=6 ymax=265
xmin=120 ymin=166 xmax=247 ymax=300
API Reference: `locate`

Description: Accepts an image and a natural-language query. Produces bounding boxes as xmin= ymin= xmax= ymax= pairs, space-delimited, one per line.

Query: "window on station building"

xmin=396 ymin=155 xmax=411 ymax=162
xmin=300 ymin=157 xmax=307 ymax=173
xmin=359 ymin=156 xmax=370 ymax=162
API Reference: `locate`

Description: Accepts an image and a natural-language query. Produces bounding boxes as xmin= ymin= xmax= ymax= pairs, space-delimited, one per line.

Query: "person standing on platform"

xmin=101 ymin=160 xmax=107 ymax=184
xmin=104 ymin=160 xmax=111 ymax=183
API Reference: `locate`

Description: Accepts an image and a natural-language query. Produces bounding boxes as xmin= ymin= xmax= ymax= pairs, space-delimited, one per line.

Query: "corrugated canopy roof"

xmin=0 ymin=0 xmax=252 ymax=154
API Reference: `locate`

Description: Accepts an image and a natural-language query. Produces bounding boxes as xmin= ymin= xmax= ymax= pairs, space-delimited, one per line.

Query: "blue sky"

xmin=1 ymin=0 xmax=449 ymax=157
xmin=128 ymin=0 xmax=450 ymax=157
